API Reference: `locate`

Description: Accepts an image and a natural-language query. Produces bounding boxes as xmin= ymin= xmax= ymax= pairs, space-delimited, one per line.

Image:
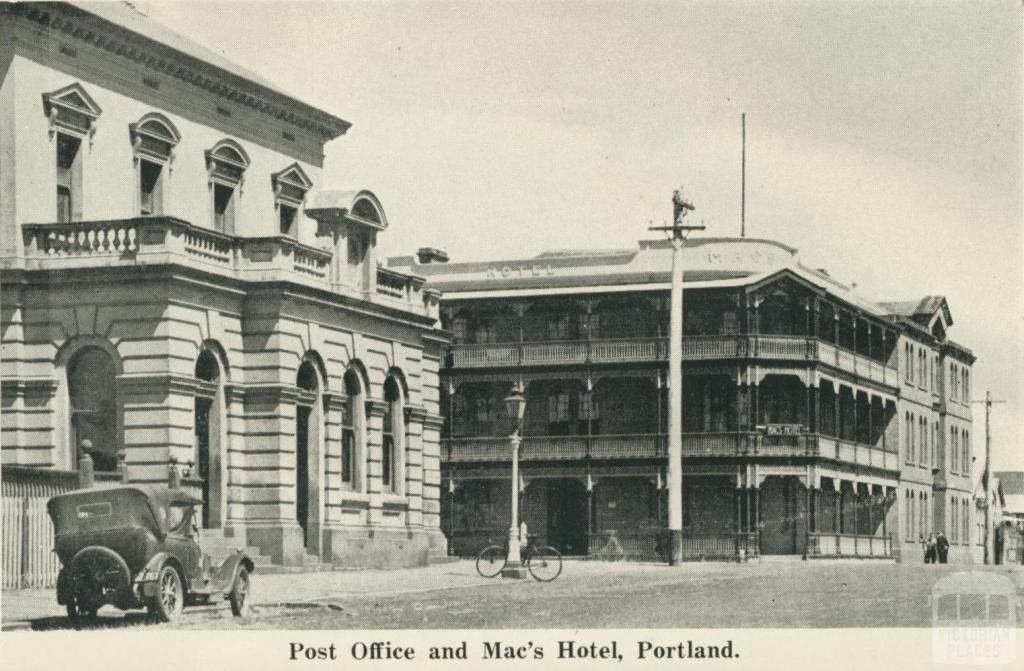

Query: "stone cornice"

xmin=421 ymin=413 xmax=446 ymax=430
xmin=365 ymin=399 xmax=389 ymax=417
xmin=1 ymin=377 xmax=59 ymax=397
xmin=12 ymin=2 xmax=351 ymax=141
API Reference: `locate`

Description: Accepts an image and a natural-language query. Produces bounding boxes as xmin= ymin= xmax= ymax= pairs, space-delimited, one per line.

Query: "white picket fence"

xmin=1 ymin=468 xmax=80 ymax=590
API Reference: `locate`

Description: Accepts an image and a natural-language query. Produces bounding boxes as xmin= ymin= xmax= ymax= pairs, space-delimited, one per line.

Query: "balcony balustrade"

xmin=19 ymin=217 xmax=435 ymax=318
xmin=806 ymin=532 xmax=893 ymax=559
xmin=449 ymin=334 xmax=897 ymax=386
xmin=447 ymin=432 xmax=899 ymax=470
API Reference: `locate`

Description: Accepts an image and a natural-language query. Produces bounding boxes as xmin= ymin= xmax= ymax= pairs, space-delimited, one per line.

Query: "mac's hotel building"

xmin=0 ymin=2 xmax=448 ymax=569
xmin=391 ymin=237 xmax=978 ymax=563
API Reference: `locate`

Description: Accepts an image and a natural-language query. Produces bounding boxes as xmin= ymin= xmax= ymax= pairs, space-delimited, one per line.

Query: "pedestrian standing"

xmin=936 ymin=531 xmax=949 ymax=564
xmin=924 ymin=533 xmax=937 ymax=564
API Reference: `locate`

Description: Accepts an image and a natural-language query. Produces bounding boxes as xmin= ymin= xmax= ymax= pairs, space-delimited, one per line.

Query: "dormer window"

xmin=271 ymin=163 xmax=312 ymax=236
xmin=205 ymin=140 xmax=249 ymax=233
xmin=130 ymin=113 xmax=180 ymax=216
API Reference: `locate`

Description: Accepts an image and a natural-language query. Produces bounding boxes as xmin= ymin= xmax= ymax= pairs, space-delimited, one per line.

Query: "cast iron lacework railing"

xmin=449 ymin=334 xmax=897 ymax=386
xmin=806 ymin=532 xmax=893 ymax=558
xmin=447 ymin=432 xmax=899 ymax=470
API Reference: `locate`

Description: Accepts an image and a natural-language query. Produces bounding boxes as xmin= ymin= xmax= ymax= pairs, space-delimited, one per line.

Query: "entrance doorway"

xmin=194 ymin=349 xmax=223 ymax=529
xmin=194 ymin=396 xmax=213 ymax=528
xmin=545 ymin=478 xmax=588 ymax=555
xmin=295 ymin=405 xmax=311 ymax=546
xmin=295 ymin=359 xmax=322 ymax=556
xmin=759 ymin=476 xmax=808 ymax=555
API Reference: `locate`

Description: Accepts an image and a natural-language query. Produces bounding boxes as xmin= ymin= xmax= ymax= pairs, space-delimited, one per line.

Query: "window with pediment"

xmin=272 ymin=164 xmax=312 ymax=236
xmin=44 ymin=84 xmax=101 ymax=222
xmin=43 ymin=83 xmax=102 ymax=140
xmin=205 ymin=140 xmax=250 ymax=233
xmin=130 ymin=113 xmax=180 ymax=216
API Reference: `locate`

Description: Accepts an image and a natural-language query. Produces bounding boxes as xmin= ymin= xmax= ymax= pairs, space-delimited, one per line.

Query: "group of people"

xmin=923 ymin=532 xmax=950 ymax=564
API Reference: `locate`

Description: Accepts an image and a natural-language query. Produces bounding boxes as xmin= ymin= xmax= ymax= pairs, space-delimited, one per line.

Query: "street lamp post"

xmin=501 ymin=383 xmax=527 ymax=579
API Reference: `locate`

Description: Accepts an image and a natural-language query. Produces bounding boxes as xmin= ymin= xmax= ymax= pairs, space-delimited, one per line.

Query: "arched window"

xmin=68 ymin=347 xmax=117 ymax=471
xmin=130 ymin=113 xmax=180 ymax=216
xmin=205 ymin=139 xmax=250 ymax=233
xmin=919 ymin=417 xmax=926 ymax=466
xmin=342 ymin=368 xmax=365 ymax=491
xmin=958 ymin=430 xmax=966 ymax=473
xmin=382 ymin=376 xmax=405 ymax=495
xmin=905 ymin=412 xmax=912 ymax=463
xmin=951 ymin=497 xmax=958 ymax=542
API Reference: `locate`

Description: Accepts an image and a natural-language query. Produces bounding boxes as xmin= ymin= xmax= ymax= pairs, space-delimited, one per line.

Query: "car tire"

xmin=229 ymin=568 xmax=251 ymax=617
xmin=66 ymin=594 xmax=98 ymax=620
xmin=147 ymin=565 xmax=184 ymax=623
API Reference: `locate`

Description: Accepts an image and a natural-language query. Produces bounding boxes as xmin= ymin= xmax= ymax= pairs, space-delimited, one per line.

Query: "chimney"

xmin=416 ymin=247 xmax=449 ymax=264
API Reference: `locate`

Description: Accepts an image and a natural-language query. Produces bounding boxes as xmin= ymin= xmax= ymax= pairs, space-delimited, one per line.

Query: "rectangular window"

xmin=279 ymin=204 xmax=297 ymax=236
xmin=546 ymin=316 xmax=571 ymax=340
xmin=381 ymin=435 xmax=394 ymax=490
xmin=213 ymin=183 xmax=235 ymax=232
xmin=341 ymin=429 xmax=354 ymax=485
xmin=548 ymin=393 xmax=571 ymax=422
xmin=139 ymin=159 xmax=163 ymax=215
xmin=56 ymin=133 xmax=82 ymax=223
xmin=451 ymin=318 xmax=467 ymax=344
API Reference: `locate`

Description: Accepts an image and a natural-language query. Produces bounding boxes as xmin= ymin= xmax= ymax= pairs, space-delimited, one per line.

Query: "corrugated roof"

xmin=397 ymin=236 xmax=893 ymax=318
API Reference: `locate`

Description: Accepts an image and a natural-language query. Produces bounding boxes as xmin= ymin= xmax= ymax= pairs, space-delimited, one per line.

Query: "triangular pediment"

xmin=272 ymin=163 xmax=313 ymax=190
xmin=745 ymin=268 xmax=825 ymax=298
xmin=43 ymin=83 xmax=102 ymax=118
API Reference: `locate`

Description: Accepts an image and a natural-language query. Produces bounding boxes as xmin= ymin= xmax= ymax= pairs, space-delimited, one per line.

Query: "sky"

xmin=135 ymin=0 xmax=1023 ymax=472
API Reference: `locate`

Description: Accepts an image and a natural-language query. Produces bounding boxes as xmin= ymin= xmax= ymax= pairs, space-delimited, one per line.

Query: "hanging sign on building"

xmin=762 ymin=423 xmax=806 ymax=436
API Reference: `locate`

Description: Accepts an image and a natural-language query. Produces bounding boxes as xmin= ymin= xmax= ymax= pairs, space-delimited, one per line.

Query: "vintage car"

xmin=47 ymin=485 xmax=254 ymax=622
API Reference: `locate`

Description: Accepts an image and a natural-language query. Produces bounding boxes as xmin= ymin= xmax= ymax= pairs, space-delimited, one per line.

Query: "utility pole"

xmin=972 ymin=390 xmax=1005 ymax=564
xmin=741 ymin=113 xmax=746 ymax=238
xmin=650 ymin=188 xmax=704 ymax=565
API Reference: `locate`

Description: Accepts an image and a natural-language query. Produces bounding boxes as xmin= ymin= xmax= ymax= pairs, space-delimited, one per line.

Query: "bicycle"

xmin=475 ymin=534 xmax=562 ymax=582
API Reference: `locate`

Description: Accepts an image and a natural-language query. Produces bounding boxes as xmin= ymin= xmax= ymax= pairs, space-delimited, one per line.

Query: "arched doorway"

xmin=295 ymin=359 xmax=322 ymax=554
xmin=67 ymin=346 xmax=118 ymax=472
xmin=194 ymin=349 xmax=224 ymax=528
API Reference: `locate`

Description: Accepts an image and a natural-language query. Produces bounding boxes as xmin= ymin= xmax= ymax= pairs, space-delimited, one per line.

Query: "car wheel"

xmin=66 ymin=595 xmax=98 ymax=620
xmin=147 ymin=565 xmax=184 ymax=623
xmin=229 ymin=568 xmax=251 ymax=617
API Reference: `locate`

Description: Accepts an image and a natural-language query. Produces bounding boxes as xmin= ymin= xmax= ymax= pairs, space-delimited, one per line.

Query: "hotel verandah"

xmin=1 ymin=2 xmax=448 ymax=587
xmin=391 ymin=237 xmax=978 ymax=564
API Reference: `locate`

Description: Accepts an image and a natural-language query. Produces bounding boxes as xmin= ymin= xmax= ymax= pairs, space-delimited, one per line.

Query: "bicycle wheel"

xmin=476 ymin=545 xmax=506 ymax=578
xmin=527 ymin=546 xmax=562 ymax=582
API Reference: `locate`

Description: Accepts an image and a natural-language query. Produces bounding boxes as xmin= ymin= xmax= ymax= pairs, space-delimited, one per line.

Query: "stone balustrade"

xmin=19 ymin=217 xmax=436 ymax=319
